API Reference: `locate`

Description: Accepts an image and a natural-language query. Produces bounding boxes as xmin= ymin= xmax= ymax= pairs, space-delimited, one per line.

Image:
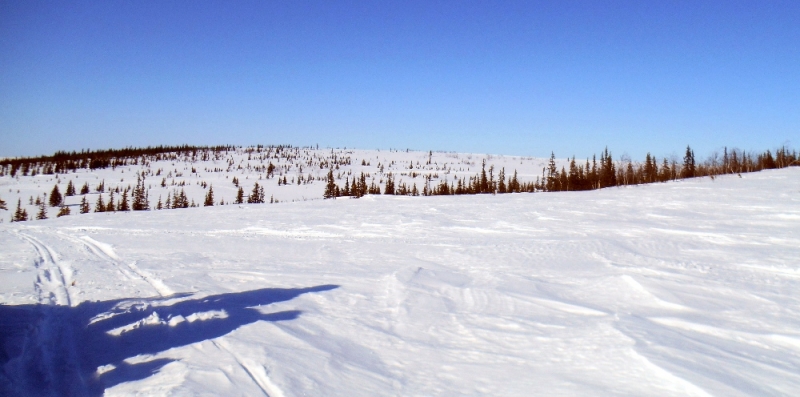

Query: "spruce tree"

xmin=80 ymin=182 xmax=90 ymax=195
xmin=106 ymin=191 xmax=116 ymax=212
xmin=36 ymin=202 xmax=47 ymax=220
xmin=0 ymin=196 xmax=6 ymax=210
xmin=324 ymin=169 xmax=336 ymax=199
xmin=49 ymin=184 xmax=63 ymax=207
xmin=12 ymin=199 xmax=28 ymax=222
xmin=682 ymin=145 xmax=696 ymax=178
xmin=95 ymin=194 xmax=105 ymax=213
xmin=80 ymin=196 xmax=90 ymax=214
xmin=57 ymin=206 xmax=70 ymax=217
xmin=235 ymin=187 xmax=244 ymax=204
xmin=132 ymin=175 xmax=149 ymax=211
xmin=546 ymin=152 xmax=558 ymax=191
xmin=204 ymin=185 xmax=214 ymax=206
xmin=248 ymin=182 xmax=263 ymax=203
xmin=65 ymin=180 xmax=76 ymax=196
xmin=118 ymin=189 xmax=130 ymax=211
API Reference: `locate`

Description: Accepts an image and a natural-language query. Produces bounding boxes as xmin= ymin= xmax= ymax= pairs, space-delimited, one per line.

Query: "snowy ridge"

xmin=0 ymin=167 xmax=799 ymax=396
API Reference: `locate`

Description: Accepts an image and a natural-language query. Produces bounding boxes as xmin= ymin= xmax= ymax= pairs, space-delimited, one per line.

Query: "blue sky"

xmin=1 ymin=1 xmax=798 ymax=159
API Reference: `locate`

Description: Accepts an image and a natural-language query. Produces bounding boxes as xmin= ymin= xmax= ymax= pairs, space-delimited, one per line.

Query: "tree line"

xmin=323 ymin=144 xmax=798 ymax=198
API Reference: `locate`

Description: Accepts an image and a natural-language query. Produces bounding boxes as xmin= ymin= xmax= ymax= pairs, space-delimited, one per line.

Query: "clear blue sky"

xmin=1 ymin=0 xmax=798 ymax=160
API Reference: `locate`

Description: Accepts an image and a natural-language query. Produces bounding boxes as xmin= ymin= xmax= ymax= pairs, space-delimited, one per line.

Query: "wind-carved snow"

xmin=1 ymin=167 xmax=799 ymax=396
xmin=107 ymin=310 xmax=230 ymax=335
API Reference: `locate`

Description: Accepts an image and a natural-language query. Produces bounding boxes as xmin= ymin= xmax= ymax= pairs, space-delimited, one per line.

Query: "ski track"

xmin=212 ymin=339 xmax=285 ymax=397
xmin=15 ymin=231 xmax=72 ymax=306
xmin=62 ymin=233 xmax=175 ymax=297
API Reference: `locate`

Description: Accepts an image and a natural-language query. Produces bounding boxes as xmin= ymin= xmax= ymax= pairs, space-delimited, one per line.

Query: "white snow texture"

xmin=0 ymin=155 xmax=799 ymax=396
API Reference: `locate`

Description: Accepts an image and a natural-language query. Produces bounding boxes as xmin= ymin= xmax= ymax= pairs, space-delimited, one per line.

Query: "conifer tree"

xmin=546 ymin=152 xmax=558 ymax=191
xmin=57 ymin=206 xmax=70 ymax=217
xmin=80 ymin=196 xmax=90 ymax=214
xmin=0 ymin=196 xmax=6 ymax=210
xmin=36 ymin=202 xmax=48 ymax=220
xmin=235 ymin=187 xmax=244 ymax=204
xmin=324 ymin=169 xmax=336 ymax=199
xmin=204 ymin=185 xmax=214 ymax=206
xmin=343 ymin=178 xmax=351 ymax=197
xmin=65 ymin=180 xmax=76 ymax=196
xmin=106 ymin=191 xmax=116 ymax=212
xmin=132 ymin=174 xmax=149 ymax=211
xmin=682 ymin=145 xmax=696 ymax=178
xmin=156 ymin=196 xmax=163 ymax=210
xmin=118 ymin=189 xmax=130 ymax=211
xmin=12 ymin=199 xmax=28 ymax=222
xmin=384 ymin=174 xmax=395 ymax=195
xmin=248 ymin=182 xmax=263 ymax=203
xmin=95 ymin=194 xmax=106 ymax=213
xmin=49 ymin=184 xmax=62 ymax=207
xmin=80 ymin=182 xmax=90 ymax=195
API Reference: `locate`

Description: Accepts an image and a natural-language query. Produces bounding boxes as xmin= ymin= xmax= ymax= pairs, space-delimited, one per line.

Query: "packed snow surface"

xmin=1 ymin=167 xmax=799 ymax=396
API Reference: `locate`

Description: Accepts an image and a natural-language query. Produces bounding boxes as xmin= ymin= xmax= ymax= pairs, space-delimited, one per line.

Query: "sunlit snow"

xmin=1 ymin=166 xmax=799 ymax=396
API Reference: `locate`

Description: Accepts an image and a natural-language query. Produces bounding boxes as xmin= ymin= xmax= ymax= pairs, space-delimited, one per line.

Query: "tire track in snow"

xmin=62 ymin=233 xmax=175 ymax=297
xmin=211 ymin=339 xmax=285 ymax=397
xmin=15 ymin=231 xmax=72 ymax=306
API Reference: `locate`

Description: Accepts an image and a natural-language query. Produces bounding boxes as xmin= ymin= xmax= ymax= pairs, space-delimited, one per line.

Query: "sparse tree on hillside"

xmin=95 ymin=194 xmax=106 ymax=213
xmin=682 ymin=145 xmax=696 ymax=178
xmin=234 ymin=187 xmax=244 ymax=204
xmin=36 ymin=202 xmax=47 ymax=220
xmin=106 ymin=191 xmax=116 ymax=212
xmin=118 ymin=189 xmax=130 ymax=211
xmin=324 ymin=169 xmax=336 ymax=199
xmin=49 ymin=185 xmax=62 ymax=207
xmin=248 ymin=182 xmax=264 ymax=203
xmin=12 ymin=199 xmax=28 ymax=222
xmin=132 ymin=174 xmax=149 ymax=211
xmin=57 ymin=206 xmax=70 ymax=217
xmin=204 ymin=185 xmax=214 ymax=206
xmin=65 ymin=180 xmax=76 ymax=196
xmin=80 ymin=196 xmax=90 ymax=214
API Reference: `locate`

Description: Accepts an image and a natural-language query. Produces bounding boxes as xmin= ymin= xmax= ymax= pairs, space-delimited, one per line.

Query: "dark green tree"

xmin=204 ymin=185 xmax=214 ymax=206
xmin=12 ymin=199 xmax=28 ymax=222
xmin=94 ymin=194 xmax=105 ymax=213
xmin=235 ymin=187 xmax=244 ymax=204
xmin=49 ymin=184 xmax=62 ymax=207
xmin=36 ymin=202 xmax=47 ymax=220
xmin=80 ymin=196 xmax=90 ymax=214
xmin=682 ymin=145 xmax=696 ymax=178
xmin=324 ymin=169 xmax=336 ymax=199
xmin=57 ymin=206 xmax=70 ymax=217
xmin=65 ymin=180 xmax=76 ymax=196
xmin=118 ymin=189 xmax=130 ymax=211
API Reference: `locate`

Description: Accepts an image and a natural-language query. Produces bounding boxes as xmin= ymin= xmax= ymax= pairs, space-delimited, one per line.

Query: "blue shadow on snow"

xmin=0 ymin=284 xmax=338 ymax=396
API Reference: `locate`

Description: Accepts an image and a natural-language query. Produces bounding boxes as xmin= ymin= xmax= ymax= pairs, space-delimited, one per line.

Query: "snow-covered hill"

xmin=0 ymin=147 xmax=559 ymax=223
xmin=1 ymin=167 xmax=799 ymax=396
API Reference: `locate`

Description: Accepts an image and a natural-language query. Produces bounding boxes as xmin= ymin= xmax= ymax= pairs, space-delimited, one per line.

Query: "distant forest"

xmin=325 ymin=145 xmax=798 ymax=198
xmin=1 ymin=144 xmax=797 ymax=222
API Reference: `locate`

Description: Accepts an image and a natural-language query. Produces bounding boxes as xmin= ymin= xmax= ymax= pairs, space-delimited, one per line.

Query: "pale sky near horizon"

xmin=1 ymin=1 xmax=798 ymax=160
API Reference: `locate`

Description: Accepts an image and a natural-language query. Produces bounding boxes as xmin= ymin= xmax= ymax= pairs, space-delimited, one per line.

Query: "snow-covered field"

xmin=1 ymin=166 xmax=799 ymax=396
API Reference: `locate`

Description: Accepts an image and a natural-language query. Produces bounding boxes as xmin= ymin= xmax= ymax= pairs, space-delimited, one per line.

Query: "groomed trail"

xmin=1 ymin=168 xmax=799 ymax=396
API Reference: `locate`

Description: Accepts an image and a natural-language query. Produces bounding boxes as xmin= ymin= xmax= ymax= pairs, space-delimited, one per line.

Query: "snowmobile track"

xmin=15 ymin=231 xmax=73 ymax=306
xmin=58 ymin=232 xmax=175 ymax=297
